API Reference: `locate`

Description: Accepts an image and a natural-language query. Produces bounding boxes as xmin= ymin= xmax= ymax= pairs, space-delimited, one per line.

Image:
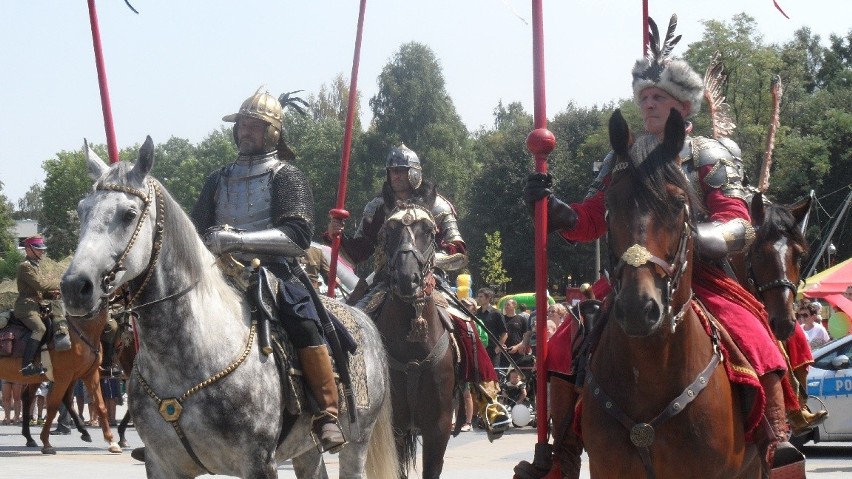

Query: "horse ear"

xmin=790 ymin=194 xmax=812 ymax=227
xmin=750 ymin=192 xmax=766 ymax=227
xmin=83 ymin=139 xmax=109 ymax=181
xmin=663 ymin=108 xmax=686 ymax=158
xmin=130 ymin=136 xmax=155 ymax=181
xmin=608 ymin=109 xmax=631 ymax=156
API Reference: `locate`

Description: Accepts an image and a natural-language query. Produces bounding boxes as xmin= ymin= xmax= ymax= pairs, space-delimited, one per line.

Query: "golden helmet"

xmin=223 ymin=87 xmax=283 ymax=152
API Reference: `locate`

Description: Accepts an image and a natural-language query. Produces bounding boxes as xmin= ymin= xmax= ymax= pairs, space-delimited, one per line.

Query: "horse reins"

xmin=97 ymin=179 xmax=166 ymax=307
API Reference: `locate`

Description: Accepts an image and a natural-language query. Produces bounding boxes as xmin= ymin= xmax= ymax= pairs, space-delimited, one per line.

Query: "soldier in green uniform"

xmin=14 ymin=236 xmax=68 ymax=376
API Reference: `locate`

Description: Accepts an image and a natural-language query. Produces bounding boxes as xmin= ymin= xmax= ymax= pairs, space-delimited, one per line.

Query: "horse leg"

xmin=118 ymin=409 xmax=132 ymax=447
xmin=420 ymin=417 xmax=451 ymax=479
xmin=61 ymin=385 xmax=92 ymax=443
xmin=84 ymin=373 xmax=121 ymax=453
xmin=21 ymin=384 xmax=38 ymax=448
xmin=291 ymin=447 xmax=329 ymax=479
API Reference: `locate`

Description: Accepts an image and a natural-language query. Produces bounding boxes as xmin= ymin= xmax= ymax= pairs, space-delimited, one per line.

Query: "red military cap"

xmin=24 ymin=236 xmax=47 ymax=250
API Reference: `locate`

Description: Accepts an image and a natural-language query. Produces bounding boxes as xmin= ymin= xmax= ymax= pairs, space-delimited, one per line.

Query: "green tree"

xmin=0 ymin=181 xmax=17 ymax=255
xmin=368 ymin=42 xmax=474 ymax=216
xmin=481 ymin=231 xmax=511 ymax=292
xmin=14 ymin=183 xmax=43 ymax=221
xmin=40 ymin=149 xmax=92 ymax=257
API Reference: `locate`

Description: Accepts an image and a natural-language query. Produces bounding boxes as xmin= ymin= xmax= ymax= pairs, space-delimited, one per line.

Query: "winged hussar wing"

xmin=703 ymin=51 xmax=736 ymax=139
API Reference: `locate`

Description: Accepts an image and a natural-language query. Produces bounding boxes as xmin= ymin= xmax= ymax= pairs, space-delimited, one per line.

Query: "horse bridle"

xmin=746 ymin=235 xmax=799 ymax=298
xmin=382 ymin=205 xmax=437 ymax=299
xmin=97 ymin=179 xmax=166 ymax=307
xmin=607 ymin=204 xmax=693 ymax=333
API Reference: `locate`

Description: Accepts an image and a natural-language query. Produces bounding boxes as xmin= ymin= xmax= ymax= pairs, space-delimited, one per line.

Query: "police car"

xmin=796 ymin=334 xmax=852 ymax=445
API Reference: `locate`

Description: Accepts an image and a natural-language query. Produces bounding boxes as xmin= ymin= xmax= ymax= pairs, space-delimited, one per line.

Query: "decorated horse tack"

xmin=61 ymin=138 xmax=398 ymax=479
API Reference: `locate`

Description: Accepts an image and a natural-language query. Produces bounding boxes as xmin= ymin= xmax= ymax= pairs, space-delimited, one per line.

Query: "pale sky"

xmin=1 ymin=0 xmax=849 ymax=206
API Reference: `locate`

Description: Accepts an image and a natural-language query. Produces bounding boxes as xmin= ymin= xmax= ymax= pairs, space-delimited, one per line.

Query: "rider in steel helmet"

xmin=222 ymin=88 xmax=288 ymax=157
xmin=385 ymin=144 xmax=422 ymax=190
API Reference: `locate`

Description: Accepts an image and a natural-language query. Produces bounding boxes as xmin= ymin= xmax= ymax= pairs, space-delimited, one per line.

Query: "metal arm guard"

xmin=207 ymin=226 xmax=306 ymax=258
xmin=433 ymin=194 xmax=464 ymax=245
xmin=695 ymin=218 xmax=755 ymax=260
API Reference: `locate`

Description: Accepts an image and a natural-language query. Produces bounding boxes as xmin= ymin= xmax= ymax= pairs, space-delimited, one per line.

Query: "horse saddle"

xmin=0 ymin=314 xmax=56 ymax=358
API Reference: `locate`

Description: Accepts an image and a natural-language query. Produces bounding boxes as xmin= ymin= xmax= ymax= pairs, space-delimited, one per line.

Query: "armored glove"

xmin=524 ymin=173 xmax=578 ymax=233
xmin=203 ymin=226 xmax=306 ymax=258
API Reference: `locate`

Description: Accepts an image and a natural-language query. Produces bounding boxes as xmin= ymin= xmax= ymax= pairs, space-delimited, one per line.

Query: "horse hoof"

xmin=25 ymin=440 xmax=38 ymax=448
xmin=118 ymin=439 xmax=129 ymax=448
xmin=42 ymin=447 xmax=56 ymax=455
xmin=108 ymin=442 xmax=123 ymax=454
xmin=81 ymin=433 xmax=93 ymax=443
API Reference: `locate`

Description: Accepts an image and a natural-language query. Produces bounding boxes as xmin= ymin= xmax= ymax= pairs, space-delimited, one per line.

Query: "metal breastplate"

xmin=214 ymin=152 xmax=283 ymax=232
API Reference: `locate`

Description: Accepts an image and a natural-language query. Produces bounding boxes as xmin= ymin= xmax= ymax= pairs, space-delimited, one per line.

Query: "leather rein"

xmin=594 ymin=203 xmax=723 ymax=479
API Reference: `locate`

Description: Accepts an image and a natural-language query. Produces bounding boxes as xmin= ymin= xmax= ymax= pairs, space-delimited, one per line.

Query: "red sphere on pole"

xmin=526 ymin=128 xmax=556 ymax=158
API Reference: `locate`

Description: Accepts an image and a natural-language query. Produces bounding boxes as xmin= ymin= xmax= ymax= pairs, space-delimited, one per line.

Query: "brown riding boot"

xmin=759 ymin=373 xmax=804 ymax=470
xmin=475 ymin=380 xmax=510 ymax=442
xmin=513 ymin=377 xmax=582 ymax=479
xmin=297 ymin=345 xmax=346 ymax=453
xmin=788 ymin=365 xmax=828 ymax=435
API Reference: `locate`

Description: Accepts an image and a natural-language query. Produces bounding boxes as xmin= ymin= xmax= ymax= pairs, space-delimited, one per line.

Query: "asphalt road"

xmin=1 ymin=409 xmax=851 ymax=478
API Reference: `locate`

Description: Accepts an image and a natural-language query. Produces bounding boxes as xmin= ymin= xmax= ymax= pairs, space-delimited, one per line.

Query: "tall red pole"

xmin=327 ymin=0 xmax=368 ymax=297
xmin=87 ymin=0 xmax=120 ymax=164
xmin=642 ymin=0 xmax=650 ymax=56
xmin=528 ymin=0 xmax=556 ymax=445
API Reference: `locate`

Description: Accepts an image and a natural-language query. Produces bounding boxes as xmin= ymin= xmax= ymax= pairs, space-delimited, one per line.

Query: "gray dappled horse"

xmin=60 ymin=137 xmax=398 ymax=479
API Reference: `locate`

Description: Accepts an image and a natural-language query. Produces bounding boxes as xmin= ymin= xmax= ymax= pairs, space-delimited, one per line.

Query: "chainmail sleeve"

xmin=270 ymin=161 xmax=315 ymax=249
xmin=190 ymin=169 xmax=223 ymax=234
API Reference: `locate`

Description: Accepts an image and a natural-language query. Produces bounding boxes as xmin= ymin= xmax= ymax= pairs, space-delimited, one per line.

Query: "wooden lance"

xmin=757 ymin=76 xmax=783 ymax=193
xmin=327 ymin=0 xmax=368 ymax=297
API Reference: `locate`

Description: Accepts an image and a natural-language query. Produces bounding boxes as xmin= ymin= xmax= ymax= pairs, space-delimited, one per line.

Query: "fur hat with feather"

xmin=632 ymin=14 xmax=704 ymax=117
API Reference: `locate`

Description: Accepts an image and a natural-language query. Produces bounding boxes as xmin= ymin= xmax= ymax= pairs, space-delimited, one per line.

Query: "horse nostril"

xmin=643 ymin=299 xmax=660 ymax=321
xmin=79 ymin=278 xmax=94 ymax=301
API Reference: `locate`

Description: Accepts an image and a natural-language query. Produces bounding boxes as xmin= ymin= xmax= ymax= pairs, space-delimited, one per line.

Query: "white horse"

xmin=61 ymin=137 xmax=397 ymax=479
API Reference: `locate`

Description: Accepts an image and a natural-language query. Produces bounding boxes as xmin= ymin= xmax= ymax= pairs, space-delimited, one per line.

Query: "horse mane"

xmin=616 ymin=135 xmax=706 ymax=228
xmin=756 ymin=202 xmax=808 ymax=255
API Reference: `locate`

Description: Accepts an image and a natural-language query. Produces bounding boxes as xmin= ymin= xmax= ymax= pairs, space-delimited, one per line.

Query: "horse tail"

xmin=365 ymin=386 xmax=401 ymax=479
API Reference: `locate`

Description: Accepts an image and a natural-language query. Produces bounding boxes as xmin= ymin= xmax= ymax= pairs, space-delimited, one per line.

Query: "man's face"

xmin=476 ymin=292 xmax=489 ymax=308
xmin=388 ymin=167 xmax=413 ymax=196
xmin=638 ymin=87 xmax=690 ymax=137
xmin=237 ymin=117 xmax=269 ymax=155
xmin=504 ymin=300 xmax=517 ymax=316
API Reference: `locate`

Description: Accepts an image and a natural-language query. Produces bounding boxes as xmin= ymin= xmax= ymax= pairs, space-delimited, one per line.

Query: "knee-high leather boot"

xmin=787 ymin=365 xmax=827 ymax=435
xmin=759 ymin=372 xmax=804 ymax=470
xmin=514 ymin=377 xmax=582 ymax=479
xmin=100 ymin=339 xmax=116 ymax=376
xmin=21 ymin=338 xmax=46 ymax=376
xmin=297 ymin=345 xmax=346 ymax=453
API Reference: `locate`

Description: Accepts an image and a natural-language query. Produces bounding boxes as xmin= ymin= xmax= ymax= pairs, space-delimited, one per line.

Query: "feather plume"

xmin=660 ymin=15 xmax=681 ymax=58
xmin=644 ymin=15 xmax=682 ymax=82
xmin=703 ymin=52 xmax=736 ymax=138
xmin=278 ymin=90 xmax=309 ymax=117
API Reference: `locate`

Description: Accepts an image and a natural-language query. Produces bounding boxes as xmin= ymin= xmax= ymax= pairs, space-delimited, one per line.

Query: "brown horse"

xmin=732 ymin=193 xmax=811 ymax=341
xmin=581 ymin=109 xmax=760 ymax=478
xmin=0 ymin=308 xmax=121 ymax=454
xmin=372 ymin=203 xmax=456 ymax=479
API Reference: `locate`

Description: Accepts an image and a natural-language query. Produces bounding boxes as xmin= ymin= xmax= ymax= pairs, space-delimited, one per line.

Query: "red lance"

xmin=327 ymin=0 xmax=368 ymax=297
xmin=528 ymin=0 xmax=556 ymax=445
xmin=87 ymin=0 xmax=120 ymax=164
xmin=757 ymin=76 xmax=783 ymax=193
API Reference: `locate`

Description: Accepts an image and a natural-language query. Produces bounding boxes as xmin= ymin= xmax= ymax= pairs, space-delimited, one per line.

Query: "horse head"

xmin=747 ymin=192 xmax=811 ymax=340
xmin=605 ymin=108 xmax=697 ymax=337
xmin=62 ymin=137 xmax=163 ymax=317
xmin=379 ymin=203 xmax=437 ymax=301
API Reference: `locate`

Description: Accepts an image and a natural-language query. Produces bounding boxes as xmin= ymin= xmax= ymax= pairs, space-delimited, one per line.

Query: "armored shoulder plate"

xmin=432 ymin=194 xmax=463 ymax=245
xmin=586 ymin=151 xmax=615 ymax=200
xmin=353 ymin=196 xmax=385 ymax=240
xmin=686 ymin=136 xmax=747 ymax=200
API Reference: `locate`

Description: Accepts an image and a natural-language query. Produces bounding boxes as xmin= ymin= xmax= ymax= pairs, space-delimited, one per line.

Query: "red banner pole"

xmin=327 ymin=0 xmax=368 ymax=297
xmin=528 ymin=0 xmax=556 ymax=445
xmin=642 ymin=0 xmax=650 ymax=56
xmin=87 ymin=0 xmax=119 ymax=164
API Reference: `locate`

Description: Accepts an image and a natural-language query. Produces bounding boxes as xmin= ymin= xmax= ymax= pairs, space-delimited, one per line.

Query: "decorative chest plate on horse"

xmin=159 ymin=398 xmax=183 ymax=422
xmin=630 ymin=422 xmax=655 ymax=448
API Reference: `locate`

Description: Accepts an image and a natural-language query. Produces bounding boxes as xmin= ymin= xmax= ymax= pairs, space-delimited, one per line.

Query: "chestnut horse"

xmin=581 ymin=109 xmax=760 ymax=478
xmin=373 ymin=203 xmax=456 ymax=479
xmin=0 ymin=308 xmax=121 ymax=454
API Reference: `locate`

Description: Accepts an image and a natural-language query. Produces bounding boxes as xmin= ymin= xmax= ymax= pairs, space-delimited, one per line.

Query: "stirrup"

xmin=310 ymin=411 xmax=347 ymax=454
xmin=483 ymin=402 xmax=511 ymax=442
xmin=21 ymin=363 xmax=46 ymax=376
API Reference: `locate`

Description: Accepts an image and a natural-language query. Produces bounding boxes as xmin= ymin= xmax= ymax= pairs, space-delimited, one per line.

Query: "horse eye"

xmin=123 ymin=209 xmax=138 ymax=222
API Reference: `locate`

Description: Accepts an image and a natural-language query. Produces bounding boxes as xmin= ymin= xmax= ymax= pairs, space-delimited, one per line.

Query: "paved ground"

xmin=1 ymin=405 xmax=851 ymax=478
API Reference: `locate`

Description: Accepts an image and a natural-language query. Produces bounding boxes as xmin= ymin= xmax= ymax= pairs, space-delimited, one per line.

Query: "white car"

xmin=796 ymin=334 xmax=852 ymax=445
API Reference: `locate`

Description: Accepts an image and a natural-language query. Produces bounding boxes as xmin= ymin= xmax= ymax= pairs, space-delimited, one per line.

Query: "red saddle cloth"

xmin=448 ymin=314 xmax=498 ymax=383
